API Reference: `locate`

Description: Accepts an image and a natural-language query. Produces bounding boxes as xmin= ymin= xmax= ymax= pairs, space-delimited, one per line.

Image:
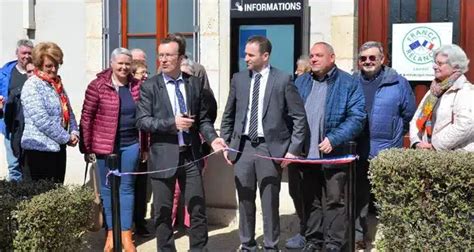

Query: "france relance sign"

xmin=392 ymin=22 xmax=453 ymax=81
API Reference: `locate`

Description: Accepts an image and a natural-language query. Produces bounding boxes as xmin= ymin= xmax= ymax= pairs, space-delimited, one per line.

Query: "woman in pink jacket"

xmin=80 ymin=47 xmax=144 ymax=252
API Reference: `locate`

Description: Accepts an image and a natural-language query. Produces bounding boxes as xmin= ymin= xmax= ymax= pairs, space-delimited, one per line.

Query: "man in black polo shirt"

xmin=0 ymin=39 xmax=33 ymax=182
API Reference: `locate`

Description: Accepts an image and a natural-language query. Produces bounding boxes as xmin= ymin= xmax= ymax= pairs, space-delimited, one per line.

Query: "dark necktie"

xmin=172 ymin=79 xmax=189 ymax=145
xmin=173 ymin=80 xmax=187 ymax=114
xmin=248 ymin=73 xmax=262 ymax=141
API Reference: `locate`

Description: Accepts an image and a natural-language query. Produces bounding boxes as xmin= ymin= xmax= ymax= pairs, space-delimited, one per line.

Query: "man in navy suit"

xmin=221 ymin=35 xmax=307 ymax=251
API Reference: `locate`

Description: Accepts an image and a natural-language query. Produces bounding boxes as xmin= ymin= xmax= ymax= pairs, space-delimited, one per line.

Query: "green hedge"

xmin=0 ymin=181 xmax=94 ymax=250
xmin=0 ymin=180 xmax=57 ymax=250
xmin=370 ymin=149 xmax=473 ymax=250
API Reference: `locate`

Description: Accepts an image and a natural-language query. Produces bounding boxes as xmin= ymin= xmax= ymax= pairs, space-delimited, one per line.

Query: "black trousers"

xmin=134 ymin=161 xmax=152 ymax=226
xmin=234 ymin=139 xmax=282 ymax=251
xmin=151 ymin=150 xmax=207 ymax=251
xmin=355 ymin=158 xmax=370 ymax=241
xmin=23 ymin=145 xmax=66 ymax=184
xmin=288 ymin=164 xmax=306 ymax=235
xmin=302 ymin=164 xmax=347 ymax=249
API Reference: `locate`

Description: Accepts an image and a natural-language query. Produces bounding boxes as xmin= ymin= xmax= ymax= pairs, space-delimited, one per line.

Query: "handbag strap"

xmin=83 ymin=161 xmax=89 ymax=186
xmin=91 ymin=162 xmax=100 ymax=199
xmin=84 ymin=161 xmax=101 ymax=199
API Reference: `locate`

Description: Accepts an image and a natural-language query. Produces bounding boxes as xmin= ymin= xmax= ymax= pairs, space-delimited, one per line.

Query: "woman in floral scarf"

xmin=410 ymin=44 xmax=474 ymax=151
xmin=21 ymin=42 xmax=79 ymax=183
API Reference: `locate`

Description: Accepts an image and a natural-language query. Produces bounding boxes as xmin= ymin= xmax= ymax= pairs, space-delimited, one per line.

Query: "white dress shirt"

xmin=163 ymin=72 xmax=188 ymax=146
xmin=244 ymin=65 xmax=270 ymax=137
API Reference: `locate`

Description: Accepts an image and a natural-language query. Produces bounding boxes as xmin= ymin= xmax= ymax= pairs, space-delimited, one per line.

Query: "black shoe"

xmin=135 ymin=224 xmax=151 ymax=237
xmin=302 ymin=243 xmax=322 ymax=252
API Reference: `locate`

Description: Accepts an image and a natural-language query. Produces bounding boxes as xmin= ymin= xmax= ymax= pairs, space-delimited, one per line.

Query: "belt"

xmin=178 ymin=145 xmax=191 ymax=153
xmin=242 ymin=135 xmax=265 ymax=145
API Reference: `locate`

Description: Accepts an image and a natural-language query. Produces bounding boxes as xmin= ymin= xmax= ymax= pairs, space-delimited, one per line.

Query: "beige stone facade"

xmin=0 ymin=0 xmax=358 ymax=228
xmin=0 ymin=0 xmax=102 ymax=183
xmin=199 ymin=0 xmax=357 ymax=120
xmin=201 ymin=0 xmax=357 ymax=225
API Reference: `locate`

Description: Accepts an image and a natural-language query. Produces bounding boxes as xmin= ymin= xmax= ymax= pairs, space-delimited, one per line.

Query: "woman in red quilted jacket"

xmin=80 ymin=47 xmax=143 ymax=252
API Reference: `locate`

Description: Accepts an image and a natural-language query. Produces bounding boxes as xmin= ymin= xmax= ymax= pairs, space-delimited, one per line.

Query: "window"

xmin=121 ymin=0 xmax=198 ymax=74
xmin=238 ymin=24 xmax=295 ymax=74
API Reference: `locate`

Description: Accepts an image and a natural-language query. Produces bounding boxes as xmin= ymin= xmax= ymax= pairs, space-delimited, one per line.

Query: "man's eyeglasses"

xmin=158 ymin=53 xmax=179 ymax=60
xmin=359 ymin=55 xmax=378 ymax=62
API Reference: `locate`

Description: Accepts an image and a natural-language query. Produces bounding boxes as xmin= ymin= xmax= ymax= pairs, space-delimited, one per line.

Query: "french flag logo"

xmin=409 ymin=40 xmax=435 ymax=51
xmin=422 ymin=40 xmax=435 ymax=50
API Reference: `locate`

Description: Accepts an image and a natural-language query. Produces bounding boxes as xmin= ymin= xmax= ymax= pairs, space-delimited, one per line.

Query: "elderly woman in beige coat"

xmin=410 ymin=44 xmax=474 ymax=151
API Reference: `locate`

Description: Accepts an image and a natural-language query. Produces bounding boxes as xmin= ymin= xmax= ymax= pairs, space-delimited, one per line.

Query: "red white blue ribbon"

xmin=105 ymin=148 xmax=358 ymax=179
xmin=254 ymin=153 xmax=358 ymax=164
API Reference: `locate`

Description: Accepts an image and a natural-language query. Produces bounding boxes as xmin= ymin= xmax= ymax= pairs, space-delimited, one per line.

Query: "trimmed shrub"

xmin=0 ymin=180 xmax=57 ymax=250
xmin=13 ymin=185 xmax=94 ymax=250
xmin=370 ymin=149 xmax=473 ymax=250
xmin=0 ymin=181 xmax=93 ymax=250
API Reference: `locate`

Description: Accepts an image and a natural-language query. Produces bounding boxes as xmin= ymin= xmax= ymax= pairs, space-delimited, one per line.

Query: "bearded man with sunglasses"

xmin=353 ymin=41 xmax=416 ymax=249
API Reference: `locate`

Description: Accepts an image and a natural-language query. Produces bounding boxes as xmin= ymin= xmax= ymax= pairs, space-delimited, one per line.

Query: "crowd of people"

xmin=0 ymin=33 xmax=472 ymax=251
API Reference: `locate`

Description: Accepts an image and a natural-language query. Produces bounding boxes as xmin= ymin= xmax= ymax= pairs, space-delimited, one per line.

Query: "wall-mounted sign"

xmin=229 ymin=0 xmax=307 ymax=76
xmin=392 ymin=22 xmax=453 ymax=81
xmin=230 ymin=0 xmax=304 ymax=18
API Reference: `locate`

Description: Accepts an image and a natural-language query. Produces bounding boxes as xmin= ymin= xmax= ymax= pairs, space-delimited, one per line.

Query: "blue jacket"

xmin=0 ymin=60 xmax=17 ymax=135
xmin=353 ymin=66 xmax=416 ymax=158
xmin=295 ymin=67 xmax=366 ymax=156
xmin=21 ymin=75 xmax=79 ymax=152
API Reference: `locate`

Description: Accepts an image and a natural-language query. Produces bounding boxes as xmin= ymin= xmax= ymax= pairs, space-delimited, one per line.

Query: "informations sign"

xmin=230 ymin=0 xmax=304 ymax=18
xmin=392 ymin=22 xmax=453 ymax=81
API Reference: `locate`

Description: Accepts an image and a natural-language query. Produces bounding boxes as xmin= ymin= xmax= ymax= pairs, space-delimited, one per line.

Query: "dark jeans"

xmin=288 ymin=164 xmax=306 ymax=235
xmin=151 ymin=149 xmax=207 ymax=252
xmin=23 ymin=144 xmax=66 ymax=183
xmin=234 ymin=139 xmax=281 ymax=251
xmin=302 ymin=164 xmax=348 ymax=249
xmin=355 ymin=158 xmax=370 ymax=241
xmin=134 ymin=160 xmax=152 ymax=226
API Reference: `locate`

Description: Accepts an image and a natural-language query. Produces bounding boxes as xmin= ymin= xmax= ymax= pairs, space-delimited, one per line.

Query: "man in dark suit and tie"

xmin=136 ymin=35 xmax=227 ymax=251
xmin=220 ymin=35 xmax=307 ymax=251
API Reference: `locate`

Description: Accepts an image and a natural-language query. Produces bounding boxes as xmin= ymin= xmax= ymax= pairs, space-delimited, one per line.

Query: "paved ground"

xmin=82 ymin=213 xmax=379 ymax=251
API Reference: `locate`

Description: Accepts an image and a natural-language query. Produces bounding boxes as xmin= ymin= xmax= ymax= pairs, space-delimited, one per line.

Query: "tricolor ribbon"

xmin=105 ymin=148 xmax=358 ymax=181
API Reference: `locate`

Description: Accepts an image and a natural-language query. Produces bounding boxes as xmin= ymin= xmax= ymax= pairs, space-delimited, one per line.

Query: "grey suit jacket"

xmin=136 ymin=72 xmax=218 ymax=178
xmin=220 ymin=67 xmax=307 ymax=162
